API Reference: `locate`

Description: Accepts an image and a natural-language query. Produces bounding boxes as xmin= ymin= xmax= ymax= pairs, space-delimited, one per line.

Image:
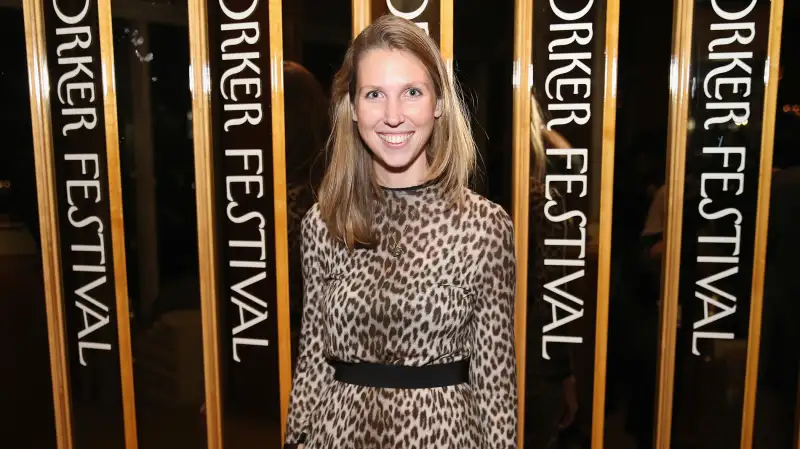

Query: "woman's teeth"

xmin=379 ymin=133 xmax=413 ymax=144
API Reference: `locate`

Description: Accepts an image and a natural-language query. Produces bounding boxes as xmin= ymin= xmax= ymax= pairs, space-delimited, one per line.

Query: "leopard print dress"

xmin=284 ymin=182 xmax=518 ymax=449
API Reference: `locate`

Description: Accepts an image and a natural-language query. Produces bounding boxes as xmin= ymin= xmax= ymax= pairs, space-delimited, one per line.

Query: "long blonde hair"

xmin=318 ymin=14 xmax=476 ymax=250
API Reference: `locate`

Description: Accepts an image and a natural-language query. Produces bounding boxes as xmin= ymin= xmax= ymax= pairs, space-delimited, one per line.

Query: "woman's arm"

xmin=471 ymin=206 xmax=518 ymax=448
xmin=284 ymin=207 xmax=334 ymax=448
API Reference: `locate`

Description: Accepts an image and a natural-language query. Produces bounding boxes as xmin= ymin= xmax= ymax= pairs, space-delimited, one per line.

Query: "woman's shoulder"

xmin=462 ymin=188 xmax=514 ymax=236
xmin=300 ymin=203 xmax=326 ymax=240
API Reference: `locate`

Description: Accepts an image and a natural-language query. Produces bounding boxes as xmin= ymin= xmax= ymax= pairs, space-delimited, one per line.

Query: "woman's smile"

xmin=377 ymin=131 xmax=415 ymax=148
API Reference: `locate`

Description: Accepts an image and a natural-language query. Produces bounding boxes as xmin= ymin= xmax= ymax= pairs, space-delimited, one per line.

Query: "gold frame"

xmin=22 ymin=0 xmax=74 ymax=446
xmin=352 ymin=0 xmax=370 ymax=38
xmin=440 ymin=0 xmax=453 ymax=75
xmin=269 ymin=0 xmax=294 ymax=442
xmin=187 ymin=0 xmax=223 ymax=446
xmin=740 ymin=0 xmax=785 ymax=447
xmin=510 ymin=0 xmax=532 ymax=445
xmin=655 ymin=0 xmax=694 ymax=446
xmin=591 ymin=0 xmax=621 ymax=447
xmin=97 ymin=0 xmax=140 ymax=446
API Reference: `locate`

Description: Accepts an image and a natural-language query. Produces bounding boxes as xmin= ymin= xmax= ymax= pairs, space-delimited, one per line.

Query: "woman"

xmin=284 ymin=14 xmax=517 ymax=449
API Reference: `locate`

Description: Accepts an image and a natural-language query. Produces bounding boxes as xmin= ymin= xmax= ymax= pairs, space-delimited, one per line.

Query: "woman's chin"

xmin=379 ymin=159 xmax=416 ymax=172
xmin=372 ymin=150 xmax=424 ymax=173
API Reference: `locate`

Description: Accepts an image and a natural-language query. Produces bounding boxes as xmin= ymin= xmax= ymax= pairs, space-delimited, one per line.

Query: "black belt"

xmin=328 ymin=359 xmax=470 ymax=389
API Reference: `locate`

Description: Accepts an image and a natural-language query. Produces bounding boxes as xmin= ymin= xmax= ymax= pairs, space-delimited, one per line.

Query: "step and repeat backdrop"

xmin=0 ymin=0 xmax=791 ymax=448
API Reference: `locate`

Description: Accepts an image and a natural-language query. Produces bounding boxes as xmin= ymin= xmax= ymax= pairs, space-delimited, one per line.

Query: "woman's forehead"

xmin=356 ymin=49 xmax=432 ymax=87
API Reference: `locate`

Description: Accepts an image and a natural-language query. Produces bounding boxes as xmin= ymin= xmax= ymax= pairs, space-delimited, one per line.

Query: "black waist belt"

xmin=328 ymin=359 xmax=470 ymax=389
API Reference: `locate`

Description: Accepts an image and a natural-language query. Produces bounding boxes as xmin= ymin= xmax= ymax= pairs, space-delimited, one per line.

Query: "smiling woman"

xmin=283 ymin=14 xmax=518 ymax=449
xmin=352 ymin=48 xmax=442 ymax=186
xmin=316 ymin=13 xmax=476 ymax=250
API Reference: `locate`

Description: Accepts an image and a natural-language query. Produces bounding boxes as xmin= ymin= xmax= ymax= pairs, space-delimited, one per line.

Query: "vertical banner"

xmin=371 ymin=0 xmax=440 ymax=44
xmin=684 ymin=0 xmax=770 ymax=367
xmin=199 ymin=0 xmax=286 ymax=445
xmin=526 ymin=0 xmax=618 ymax=446
xmin=681 ymin=0 xmax=776 ymax=446
xmin=28 ymin=0 xmax=131 ymax=445
xmin=657 ymin=0 xmax=782 ymax=447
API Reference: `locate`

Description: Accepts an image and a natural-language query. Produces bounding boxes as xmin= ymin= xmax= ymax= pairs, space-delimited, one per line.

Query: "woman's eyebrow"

xmin=358 ymin=81 xmax=431 ymax=93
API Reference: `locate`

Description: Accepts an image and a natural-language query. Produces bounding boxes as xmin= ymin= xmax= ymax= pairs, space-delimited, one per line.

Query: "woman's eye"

xmin=407 ymin=88 xmax=421 ymax=96
xmin=366 ymin=91 xmax=380 ymax=99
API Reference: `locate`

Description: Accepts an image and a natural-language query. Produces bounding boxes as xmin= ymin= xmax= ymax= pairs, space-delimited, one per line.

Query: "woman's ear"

xmin=434 ymin=98 xmax=443 ymax=118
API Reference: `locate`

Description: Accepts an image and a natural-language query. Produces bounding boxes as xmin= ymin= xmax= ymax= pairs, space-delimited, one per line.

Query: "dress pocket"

xmin=401 ymin=282 xmax=473 ymax=337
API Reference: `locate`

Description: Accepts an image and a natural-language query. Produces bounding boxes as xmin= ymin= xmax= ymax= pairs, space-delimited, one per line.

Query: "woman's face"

xmin=352 ymin=48 xmax=442 ymax=188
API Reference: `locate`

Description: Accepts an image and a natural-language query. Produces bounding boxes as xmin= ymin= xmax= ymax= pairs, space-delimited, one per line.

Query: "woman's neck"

xmin=374 ymin=153 xmax=429 ymax=189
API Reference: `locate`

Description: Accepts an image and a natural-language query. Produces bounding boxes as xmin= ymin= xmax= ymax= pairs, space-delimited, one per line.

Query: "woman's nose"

xmin=383 ymin=97 xmax=404 ymax=126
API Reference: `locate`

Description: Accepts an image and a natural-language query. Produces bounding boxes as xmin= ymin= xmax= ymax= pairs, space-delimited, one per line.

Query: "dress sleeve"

xmin=284 ymin=209 xmax=334 ymax=448
xmin=471 ymin=206 xmax=518 ymax=449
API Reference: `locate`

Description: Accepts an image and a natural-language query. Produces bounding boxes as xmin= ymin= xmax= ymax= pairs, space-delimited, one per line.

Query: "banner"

xmin=43 ymin=0 xmax=125 ymax=445
xmin=206 ymin=0 xmax=282 ymax=445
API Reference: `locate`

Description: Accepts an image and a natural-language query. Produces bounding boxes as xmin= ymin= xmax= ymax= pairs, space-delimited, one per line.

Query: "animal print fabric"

xmin=284 ymin=183 xmax=518 ymax=449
